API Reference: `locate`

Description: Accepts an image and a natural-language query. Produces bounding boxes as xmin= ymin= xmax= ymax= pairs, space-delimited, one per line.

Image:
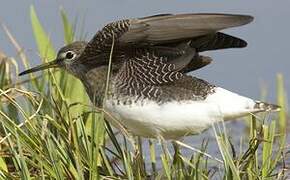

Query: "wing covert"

xmin=114 ymin=52 xmax=184 ymax=99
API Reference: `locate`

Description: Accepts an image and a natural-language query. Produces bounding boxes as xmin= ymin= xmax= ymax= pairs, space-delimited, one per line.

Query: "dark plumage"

xmin=19 ymin=13 xmax=254 ymax=105
xmin=19 ymin=13 xmax=282 ymax=139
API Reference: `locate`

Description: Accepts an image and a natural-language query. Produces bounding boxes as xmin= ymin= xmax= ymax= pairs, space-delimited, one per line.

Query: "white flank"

xmin=105 ymin=87 xmax=257 ymax=139
xmin=205 ymin=87 xmax=256 ymax=120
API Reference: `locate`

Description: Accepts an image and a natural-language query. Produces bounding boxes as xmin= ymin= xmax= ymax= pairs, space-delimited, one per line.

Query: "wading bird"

xmin=20 ymin=13 xmax=280 ymax=139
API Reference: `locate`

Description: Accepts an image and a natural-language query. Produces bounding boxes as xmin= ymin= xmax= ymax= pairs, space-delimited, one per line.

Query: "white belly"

xmin=105 ymin=100 xmax=222 ymax=139
xmin=104 ymin=87 xmax=256 ymax=139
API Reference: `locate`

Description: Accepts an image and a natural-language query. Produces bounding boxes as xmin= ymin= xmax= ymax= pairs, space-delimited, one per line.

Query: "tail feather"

xmin=254 ymin=101 xmax=281 ymax=112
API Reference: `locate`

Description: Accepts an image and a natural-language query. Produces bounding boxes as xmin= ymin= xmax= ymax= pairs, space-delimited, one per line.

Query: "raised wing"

xmin=79 ymin=13 xmax=253 ymax=62
xmin=119 ymin=13 xmax=253 ymax=45
xmin=92 ymin=14 xmax=253 ymax=99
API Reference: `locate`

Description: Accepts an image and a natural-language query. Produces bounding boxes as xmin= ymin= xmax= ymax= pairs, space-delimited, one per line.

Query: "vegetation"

xmin=0 ymin=6 xmax=289 ymax=179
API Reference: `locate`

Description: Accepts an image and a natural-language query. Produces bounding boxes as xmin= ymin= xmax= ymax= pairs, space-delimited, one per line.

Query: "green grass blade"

xmin=30 ymin=5 xmax=55 ymax=61
xmin=60 ymin=8 xmax=74 ymax=44
xmin=261 ymin=121 xmax=275 ymax=178
xmin=276 ymin=74 xmax=287 ymax=145
xmin=0 ymin=157 xmax=8 ymax=175
xmin=15 ymin=132 xmax=31 ymax=180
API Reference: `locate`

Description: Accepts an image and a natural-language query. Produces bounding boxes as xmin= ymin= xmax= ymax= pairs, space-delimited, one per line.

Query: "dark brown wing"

xmin=79 ymin=13 xmax=253 ymax=76
xmin=119 ymin=13 xmax=253 ymax=45
xmin=79 ymin=13 xmax=253 ymax=58
xmin=113 ymin=47 xmax=217 ymax=100
xmin=181 ymin=55 xmax=213 ymax=73
xmin=114 ymin=51 xmax=185 ymax=99
xmin=189 ymin=32 xmax=248 ymax=52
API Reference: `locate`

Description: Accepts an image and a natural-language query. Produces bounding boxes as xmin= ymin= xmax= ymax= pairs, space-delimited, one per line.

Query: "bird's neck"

xmin=77 ymin=66 xmax=110 ymax=107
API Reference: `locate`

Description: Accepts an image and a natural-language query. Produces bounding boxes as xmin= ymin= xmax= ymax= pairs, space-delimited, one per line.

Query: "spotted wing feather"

xmin=79 ymin=19 xmax=131 ymax=62
xmin=114 ymin=52 xmax=183 ymax=99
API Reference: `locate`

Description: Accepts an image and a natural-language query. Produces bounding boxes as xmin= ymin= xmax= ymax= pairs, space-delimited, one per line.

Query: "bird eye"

xmin=65 ymin=51 xmax=75 ymax=60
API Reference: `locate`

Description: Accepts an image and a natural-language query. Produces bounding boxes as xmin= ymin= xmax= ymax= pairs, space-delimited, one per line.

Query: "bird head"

xmin=19 ymin=41 xmax=87 ymax=76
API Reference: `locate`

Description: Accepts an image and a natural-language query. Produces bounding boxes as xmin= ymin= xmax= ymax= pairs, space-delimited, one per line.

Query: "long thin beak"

xmin=19 ymin=59 xmax=59 ymax=76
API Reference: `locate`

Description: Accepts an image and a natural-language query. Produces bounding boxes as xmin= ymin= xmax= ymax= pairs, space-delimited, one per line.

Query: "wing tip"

xmin=240 ymin=39 xmax=248 ymax=48
xmin=236 ymin=14 xmax=254 ymax=25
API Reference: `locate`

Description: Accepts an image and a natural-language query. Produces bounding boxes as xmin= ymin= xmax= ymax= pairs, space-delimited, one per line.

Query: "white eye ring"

xmin=65 ymin=51 xmax=76 ymax=60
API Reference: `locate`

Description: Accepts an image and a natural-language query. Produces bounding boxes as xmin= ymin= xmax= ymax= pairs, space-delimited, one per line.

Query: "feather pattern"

xmin=73 ymin=13 xmax=255 ymax=102
xmin=20 ymin=13 xmax=282 ymax=139
xmin=114 ymin=50 xmax=184 ymax=100
xmin=75 ymin=14 xmax=253 ymax=102
xmin=79 ymin=13 xmax=253 ymax=64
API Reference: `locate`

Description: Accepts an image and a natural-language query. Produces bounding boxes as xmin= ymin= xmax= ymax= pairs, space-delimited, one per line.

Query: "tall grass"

xmin=0 ymin=6 xmax=289 ymax=179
